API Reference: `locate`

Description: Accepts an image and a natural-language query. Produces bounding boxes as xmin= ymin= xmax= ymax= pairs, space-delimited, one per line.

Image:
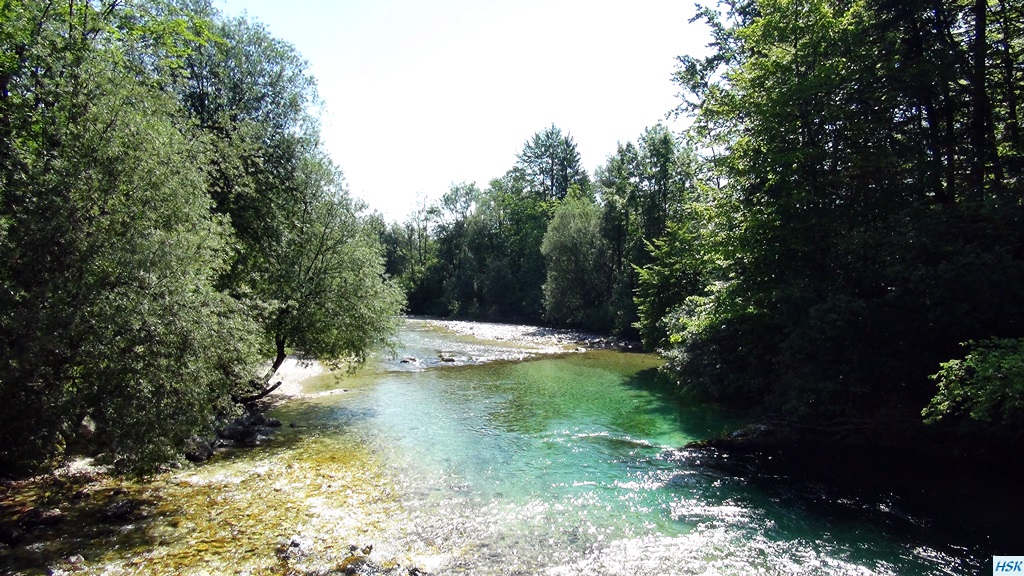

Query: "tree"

xmin=421 ymin=182 xmax=484 ymax=318
xmin=634 ymin=219 xmax=708 ymax=349
xmin=477 ymin=168 xmax=549 ymax=322
xmin=541 ymin=195 xmax=609 ymax=330
xmin=408 ymin=168 xmax=554 ymax=324
xmin=516 ymin=124 xmax=591 ymax=201
xmin=175 ymin=6 xmax=404 ymax=393
xmin=596 ymin=125 xmax=696 ymax=341
xmin=379 ymin=193 xmax=437 ymax=312
xmin=255 ymin=151 xmax=404 ymax=382
xmin=0 ymin=0 xmax=404 ymax=474
xmin=924 ymin=338 xmax=1024 ymax=427
xmin=175 ymin=9 xmax=319 ymax=284
xmin=0 ymin=0 xmax=263 ymax=474
xmin=659 ymin=0 xmax=1024 ymax=428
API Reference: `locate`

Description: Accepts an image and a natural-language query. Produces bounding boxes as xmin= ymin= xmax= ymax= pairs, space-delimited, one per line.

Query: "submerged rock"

xmin=100 ymin=499 xmax=137 ymax=521
xmin=21 ymin=507 xmax=66 ymax=528
xmin=218 ymin=424 xmax=260 ymax=445
xmin=277 ymin=534 xmax=313 ymax=561
xmin=243 ymin=412 xmax=281 ymax=427
xmin=686 ymin=423 xmax=799 ymax=452
xmin=217 ymin=423 xmax=276 ymax=446
xmin=79 ymin=415 xmax=97 ymax=439
xmin=215 ymin=411 xmax=284 ymax=448
xmin=332 ymin=543 xmax=378 ymax=575
xmin=183 ymin=436 xmax=214 ymax=463
xmin=336 ymin=553 xmax=368 ymax=574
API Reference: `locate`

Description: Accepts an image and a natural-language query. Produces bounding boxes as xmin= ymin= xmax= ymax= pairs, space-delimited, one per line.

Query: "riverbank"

xmin=260 ymin=318 xmax=640 ymax=400
xmin=414 ymin=317 xmax=642 ymax=352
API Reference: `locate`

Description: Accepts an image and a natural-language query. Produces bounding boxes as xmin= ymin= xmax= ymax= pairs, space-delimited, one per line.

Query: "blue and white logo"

xmin=995 ymin=557 xmax=1024 ymax=573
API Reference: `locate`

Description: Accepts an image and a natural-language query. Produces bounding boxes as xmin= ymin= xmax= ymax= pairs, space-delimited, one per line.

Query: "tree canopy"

xmin=651 ymin=0 xmax=1024 ymax=435
xmin=517 ymin=124 xmax=591 ymax=202
xmin=0 ymin=0 xmax=403 ymax=475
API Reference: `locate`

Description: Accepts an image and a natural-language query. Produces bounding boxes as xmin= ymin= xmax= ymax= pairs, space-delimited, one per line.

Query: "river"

xmin=0 ymin=319 xmax=992 ymax=574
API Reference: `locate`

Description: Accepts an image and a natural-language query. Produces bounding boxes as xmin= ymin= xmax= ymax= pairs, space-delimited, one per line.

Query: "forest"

xmin=2 ymin=0 xmax=1023 ymax=477
xmin=382 ymin=0 xmax=1024 ymax=451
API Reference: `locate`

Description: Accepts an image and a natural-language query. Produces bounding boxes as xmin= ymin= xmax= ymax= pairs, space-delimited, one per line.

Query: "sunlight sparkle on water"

xmin=2 ymin=320 xmax=986 ymax=575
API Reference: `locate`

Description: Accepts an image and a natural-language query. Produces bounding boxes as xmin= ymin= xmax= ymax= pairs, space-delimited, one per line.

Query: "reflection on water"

xmin=0 ymin=320 xmax=985 ymax=575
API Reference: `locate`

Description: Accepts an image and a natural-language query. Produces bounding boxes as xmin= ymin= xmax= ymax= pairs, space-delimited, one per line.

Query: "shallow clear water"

xmin=271 ymin=320 xmax=980 ymax=575
xmin=0 ymin=320 xmax=986 ymax=575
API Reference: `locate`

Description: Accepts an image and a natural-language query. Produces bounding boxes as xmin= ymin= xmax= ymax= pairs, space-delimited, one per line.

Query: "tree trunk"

xmin=271 ymin=332 xmax=288 ymax=378
xmin=233 ymin=381 xmax=283 ymax=404
xmin=970 ymin=0 xmax=989 ymax=196
xmin=998 ymin=0 xmax=1021 ymax=150
xmin=233 ymin=333 xmax=288 ymax=405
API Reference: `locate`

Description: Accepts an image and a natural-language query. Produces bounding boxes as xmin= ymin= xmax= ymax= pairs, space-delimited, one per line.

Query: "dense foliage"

xmin=924 ymin=338 xmax=1024 ymax=426
xmin=385 ymin=124 xmax=692 ymax=335
xmin=386 ymin=0 xmax=1024 ymax=444
xmin=653 ymin=0 xmax=1024 ymax=434
xmin=0 ymin=0 xmax=402 ymax=475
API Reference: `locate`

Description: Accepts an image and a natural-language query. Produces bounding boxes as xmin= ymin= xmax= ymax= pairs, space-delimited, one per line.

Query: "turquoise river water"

xmin=0 ymin=319 xmax=995 ymax=575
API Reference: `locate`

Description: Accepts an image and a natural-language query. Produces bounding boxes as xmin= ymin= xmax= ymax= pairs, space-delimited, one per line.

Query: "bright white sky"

xmin=217 ymin=0 xmax=709 ymax=222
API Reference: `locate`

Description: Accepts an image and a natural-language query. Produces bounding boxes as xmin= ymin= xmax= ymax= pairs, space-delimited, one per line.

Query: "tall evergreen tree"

xmin=517 ymin=124 xmax=591 ymax=201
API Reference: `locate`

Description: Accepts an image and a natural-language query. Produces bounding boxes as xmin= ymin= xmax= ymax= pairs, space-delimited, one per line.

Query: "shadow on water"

xmin=617 ymin=365 xmax=749 ymax=440
xmin=667 ymin=440 xmax=1007 ymax=575
xmin=572 ymin=354 xmax=1000 ymax=574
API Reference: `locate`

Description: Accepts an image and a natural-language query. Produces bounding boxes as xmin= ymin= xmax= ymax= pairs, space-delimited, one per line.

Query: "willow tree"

xmin=0 ymin=0 xmax=403 ymax=475
xmin=174 ymin=5 xmax=404 ymax=396
xmin=258 ymin=151 xmax=404 ymax=383
xmin=0 ymin=0 xmax=263 ymax=474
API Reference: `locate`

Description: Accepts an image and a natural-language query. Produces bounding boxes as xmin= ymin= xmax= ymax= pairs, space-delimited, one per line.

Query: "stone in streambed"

xmin=242 ymin=412 xmax=281 ymax=427
xmin=101 ymin=499 xmax=138 ymax=521
xmin=218 ymin=424 xmax=260 ymax=444
xmin=335 ymin=543 xmax=375 ymax=574
xmin=686 ymin=423 xmax=799 ymax=451
xmin=277 ymin=535 xmax=312 ymax=561
xmin=217 ymin=424 xmax=275 ymax=446
xmin=79 ymin=415 xmax=97 ymax=439
xmin=184 ymin=436 xmax=214 ymax=463
xmin=20 ymin=507 xmax=66 ymax=528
